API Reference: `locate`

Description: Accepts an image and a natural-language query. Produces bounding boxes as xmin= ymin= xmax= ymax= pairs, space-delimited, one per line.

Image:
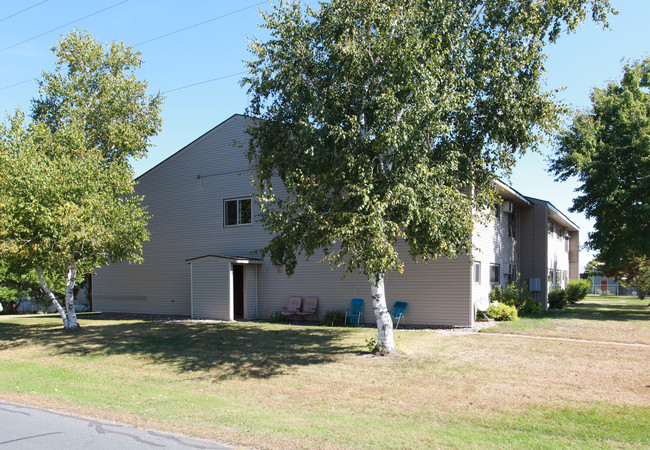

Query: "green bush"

xmin=485 ymin=302 xmax=519 ymax=321
xmin=321 ymin=310 xmax=345 ymax=327
xmin=268 ymin=311 xmax=282 ymax=323
xmin=489 ymin=277 xmax=541 ymax=315
xmin=566 ymin=279 xmax=590 ymax=303
xmin=548 ymin=288 xmax=567 ymax=309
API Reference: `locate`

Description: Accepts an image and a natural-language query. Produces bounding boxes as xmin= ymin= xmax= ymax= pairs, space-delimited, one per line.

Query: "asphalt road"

xmin=0 ymin=401 xmax=231 ymax=449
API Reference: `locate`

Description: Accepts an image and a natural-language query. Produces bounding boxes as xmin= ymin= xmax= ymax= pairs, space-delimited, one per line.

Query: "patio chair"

xmin=344 ymin=298 xmax=364 ymax=326
xmin=281 ymin=296 xmax=302 ymax=322
xmin=389 ymin=301 xmax=408 ymax=328
xmin=295 ymin=296 xmax=318 ymax=323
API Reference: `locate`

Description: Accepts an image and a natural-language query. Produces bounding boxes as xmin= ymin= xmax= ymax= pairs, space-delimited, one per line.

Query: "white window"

xmin=224 ymin=198 xmax=252 ymax=226
xmin=474 ymin=262 xmax=481 ymax=283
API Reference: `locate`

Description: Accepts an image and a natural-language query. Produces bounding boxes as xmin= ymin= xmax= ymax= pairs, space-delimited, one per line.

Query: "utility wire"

xmin=0 ymin=77 xmax=37 ymax=92
xmin=0 ymin=0 xmax=542 ymax=95
xmin=0 ymin=1 xmax=266 ymax=92
xmin=0 ymin=0 xmax=48 ymax=23
xmin=0 ymin=0 xmax=129 ymax=53
xmin=135 ymin=1 xmax=267 ymax=47
xmin=162 ymin=71 xmax=247 ymax=94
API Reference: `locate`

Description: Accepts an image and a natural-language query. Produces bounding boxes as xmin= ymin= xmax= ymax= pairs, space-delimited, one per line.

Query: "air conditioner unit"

xmin=502 ymin=200 xmax=514 ymax=214
xmin=529 ymin=278 xmax=541 ymax=292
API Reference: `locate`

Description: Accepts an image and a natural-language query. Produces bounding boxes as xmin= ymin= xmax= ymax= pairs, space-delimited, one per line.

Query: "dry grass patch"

xmin=0 ymin=312 xmax=648 ymax=448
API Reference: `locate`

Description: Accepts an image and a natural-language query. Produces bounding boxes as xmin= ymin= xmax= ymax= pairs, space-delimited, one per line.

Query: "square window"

xmin=224 ymin=198 xmax=252 ymax=226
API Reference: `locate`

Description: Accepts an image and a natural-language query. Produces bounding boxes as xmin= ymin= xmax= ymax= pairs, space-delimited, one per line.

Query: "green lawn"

xmin=483 ymin=294 xmax=650 ymax=345
xmin=0 ymin=300 xmax=648 ymax=448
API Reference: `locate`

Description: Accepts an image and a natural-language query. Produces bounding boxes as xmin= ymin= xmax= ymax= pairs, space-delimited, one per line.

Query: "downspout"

xmin=190 ymin=262 xmax=194 ymax=318
xmin=255 ymin=264 xmax=259 ymax=320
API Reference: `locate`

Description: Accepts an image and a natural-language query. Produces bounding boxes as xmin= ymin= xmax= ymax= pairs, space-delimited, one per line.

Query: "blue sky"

xmin=1 ymin=0 xmax=648 ymax=270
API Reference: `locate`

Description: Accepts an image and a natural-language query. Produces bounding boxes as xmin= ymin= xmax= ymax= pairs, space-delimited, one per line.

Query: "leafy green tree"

xmin=0 ymin=30 xmax=162 ymax=329
xmin=244 ymin=0 xmax=612 ymax=354
xmin=550 ymin=58 xmax=650 ymax=281
xmin=616 ymin=255 xmax=650 ymax=300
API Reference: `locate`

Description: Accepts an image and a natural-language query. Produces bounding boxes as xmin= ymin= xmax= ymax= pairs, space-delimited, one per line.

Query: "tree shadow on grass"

xmin=540 ymin=301 xmax=649 ymax=322
xmin=0 ymin=318 xmax=361 ymax=380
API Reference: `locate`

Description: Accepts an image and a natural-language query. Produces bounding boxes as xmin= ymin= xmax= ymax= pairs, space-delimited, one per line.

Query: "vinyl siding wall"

xmin=93 ymin=114 xmax=491 ymax=327
xmin=191 ymin=259 xmax=231 ymax=320
xmin=93 ymin=115 xmax=271 ymax=316
xmin=518 ymin=201 xmax=549 ymax=307
xmin=471 ymin=204 xmax=519 ymax=315
xmin=254 ymin=247 xmax=472 ymax=327
xmin=547 ymin=221 xmax=571 ymax=290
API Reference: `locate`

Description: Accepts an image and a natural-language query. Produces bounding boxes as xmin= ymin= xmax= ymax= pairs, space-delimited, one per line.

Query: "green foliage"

xmin=485 ymin=302 xmax=519 ymax=321
xmin=489 ymin=277 xmax=541 ymax=315
xmin=32 ymin=29 xmax=163 ymax=164
xmin=268 ymin=311 xmax=282 ymax=323
xmin=615 ymin=256 xmax=650 ymax=300
xmin=321 ymin=310 xmax=345 ymax=327
xmin=566 ymin=279 xmax=591 ymax=303
xmin=365 ymin=336 xmax=378 ymax=352
xmin=0 ymin=30 xmax=162 ymax=328
xmin=548 ymin=288 xmax=568 ymax=309
xmin=550 ymin=58 xmax=650 ymax=277
xmin=244 ymin=0 xmax=613 ymax=281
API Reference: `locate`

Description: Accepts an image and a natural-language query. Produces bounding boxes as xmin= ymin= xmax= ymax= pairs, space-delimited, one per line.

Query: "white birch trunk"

xmin=36 ymin=265 xmax=68 ymax=328
xmin=35 ymin=265 xmax=80 ymax=330
xmin=63 ymin=266 xmax=80 ymax=330
xmin=370 ymin=273 xmax=397 ymax=355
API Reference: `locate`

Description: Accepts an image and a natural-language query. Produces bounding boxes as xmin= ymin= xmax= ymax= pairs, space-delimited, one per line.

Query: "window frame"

xmin=494 ymin=203 xmax=501 ymax=219
xmin=489 ymin=263 xmax=500 ymax=284
xmin=507 ymin=208 xmax=517 ymax=238
xmin=223 ymin=197 xmax=252 ymax=227
xmin=474 ymin=262 xmax=481 ymax=284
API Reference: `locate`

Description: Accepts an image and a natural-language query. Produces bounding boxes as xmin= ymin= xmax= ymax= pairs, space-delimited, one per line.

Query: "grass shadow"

xmin=0 ymin=318 xmax=361 ymax=380
xmin=541 ymin=300 xmax=649 ymax=322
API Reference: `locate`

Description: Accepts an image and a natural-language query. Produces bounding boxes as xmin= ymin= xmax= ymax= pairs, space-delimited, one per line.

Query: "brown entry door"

xmin=233 ymin=264 xmax=245 ymax=319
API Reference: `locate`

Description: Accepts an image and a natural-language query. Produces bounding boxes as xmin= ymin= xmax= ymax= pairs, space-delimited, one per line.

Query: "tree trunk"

xmin=35 ymin=265 xmax=80 ymax=330
xmin=370 ymin=273 xmax=396 ymax=355
xmin=63 ymin=266 xmax=80 ymax=330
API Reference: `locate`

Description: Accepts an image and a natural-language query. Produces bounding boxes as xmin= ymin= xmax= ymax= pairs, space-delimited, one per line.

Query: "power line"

xmin=0 ymin=0 xmax=129 ymax=53
xmin=0 ymin=1 xmax=266 ymax=93
xmin=135 ymin=1 xmax=267 ymax=47
xmin=0 ymin=0 xmax=48 ymax=23
xmin=0 ymin=77 xmax=37 ymax=92
xmin=0 ymin=0 xmax=544 ymax=97
xmin=163 ymin=71 xmax=247 ymax=94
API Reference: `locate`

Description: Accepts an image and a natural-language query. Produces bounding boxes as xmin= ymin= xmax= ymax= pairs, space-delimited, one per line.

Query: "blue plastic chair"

xmin=389 ymin=301 xmax=408 ymax=328
xmin=344 ymin=298 xmax=364 ymax=326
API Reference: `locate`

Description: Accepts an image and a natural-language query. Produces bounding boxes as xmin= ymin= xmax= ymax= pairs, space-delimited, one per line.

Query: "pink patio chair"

xmin=295 ymin=296 xmax=318 ymax=323
xmin=281 ymin=296 xmax=302 ymax=322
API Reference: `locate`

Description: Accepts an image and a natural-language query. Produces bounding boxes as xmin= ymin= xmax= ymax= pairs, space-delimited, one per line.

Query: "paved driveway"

xmin=0 ymin=401 xmax=231 ymax=449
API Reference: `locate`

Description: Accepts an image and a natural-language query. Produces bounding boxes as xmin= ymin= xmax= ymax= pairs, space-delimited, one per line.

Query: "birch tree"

xmin=0 ymin=30 xmax=162 ymax=330
xmin=244 ymin=0 xmax=612 ymax=354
